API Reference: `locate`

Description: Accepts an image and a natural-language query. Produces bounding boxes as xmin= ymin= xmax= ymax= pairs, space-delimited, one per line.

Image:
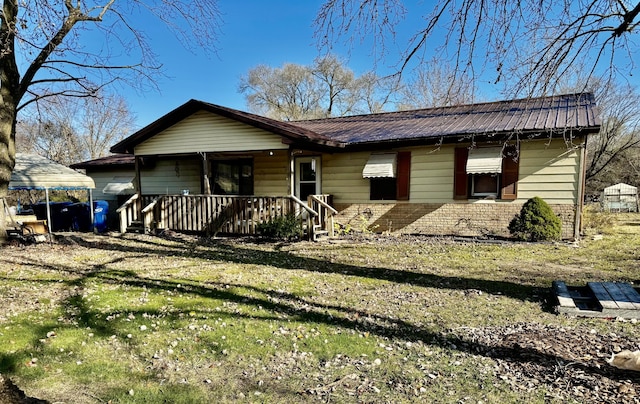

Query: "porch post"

xmin=45 ymin=188 xmax=52 ymax=233
xmin=574 ymin=140 xmax=587 ymax=240
xmin=134 ymin=156 xmax=143 ymax=218
xmin=288 ymin=148 xmax=295 ymax=196
xmin=89 ymin=189 xmax=94 ymax=232
xmin=200 ymin=152 xmax=211 ymax=194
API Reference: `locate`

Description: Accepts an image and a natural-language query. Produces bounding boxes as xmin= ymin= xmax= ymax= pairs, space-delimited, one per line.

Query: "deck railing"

xmin=117 ymin=194 xmax=337 ymax=240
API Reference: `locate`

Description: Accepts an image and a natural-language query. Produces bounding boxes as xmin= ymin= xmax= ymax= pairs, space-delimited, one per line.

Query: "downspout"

xmin=574 ymin=137 xmax=587 ymax=240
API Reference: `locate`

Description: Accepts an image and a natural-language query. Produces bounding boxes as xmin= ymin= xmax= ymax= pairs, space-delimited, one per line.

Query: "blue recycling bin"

xmin=93 ymin=200 xmax=109 ymax=233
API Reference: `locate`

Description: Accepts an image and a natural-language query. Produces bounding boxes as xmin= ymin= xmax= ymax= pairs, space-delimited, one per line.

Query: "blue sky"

xmin=123 ymin=1 xmax=401 ymax=127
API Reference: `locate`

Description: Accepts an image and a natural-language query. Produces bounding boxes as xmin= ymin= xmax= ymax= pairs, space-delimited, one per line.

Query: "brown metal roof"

xmin=109 ymin=93 xmax=600 ymax=156
xmin=70 ymin=154 xmax=135 ymax=169
xmin=293 ymin=93 xmax=601 ymax=145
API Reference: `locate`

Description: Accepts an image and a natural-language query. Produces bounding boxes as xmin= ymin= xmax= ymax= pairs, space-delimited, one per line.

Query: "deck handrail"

xmin=289 ymin=195 xmax=319 ymax=216
xmin=310 ymin=195 xmax=338 ymax=215
xmin=142 ymin=196 xmax=162 ymax=232
xmin=115 ymin=193 xmax=139 ymax=213
xmin=141 ymin=196 xmax=161 ymax=214
xmin=118 ymin=194 xmax=339 ymax=240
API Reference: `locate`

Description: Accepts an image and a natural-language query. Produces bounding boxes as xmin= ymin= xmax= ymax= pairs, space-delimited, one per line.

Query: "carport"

xmin=9 ymin=153 xmax=96 ymax=231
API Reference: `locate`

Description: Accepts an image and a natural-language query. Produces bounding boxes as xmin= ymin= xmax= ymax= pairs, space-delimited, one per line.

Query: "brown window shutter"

xmin=453 ymin=147 xmax=468 ymax=200
xmin=396 ymin=151 xmax=411 ymax=200
xmin=501 ymin=146 xmax=519 ymax=200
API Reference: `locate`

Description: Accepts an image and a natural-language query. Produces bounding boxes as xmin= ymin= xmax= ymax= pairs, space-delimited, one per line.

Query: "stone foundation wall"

xmin=333 ymin=202 xmax=577 ymax=239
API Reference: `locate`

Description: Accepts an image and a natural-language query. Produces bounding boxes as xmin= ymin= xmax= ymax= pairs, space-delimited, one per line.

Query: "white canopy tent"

xmin=8 ymin=153 xmax=96 ymax=231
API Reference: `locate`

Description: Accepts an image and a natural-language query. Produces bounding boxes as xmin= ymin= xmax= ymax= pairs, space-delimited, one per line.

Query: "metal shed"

xmin=602 ymin=183 xmax=638 ymax=212
xmin=8 ymin=153 xmax=96 ymax=230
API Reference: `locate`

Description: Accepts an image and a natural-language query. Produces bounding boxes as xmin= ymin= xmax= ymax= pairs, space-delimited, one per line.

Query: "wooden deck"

xmin=553 ymin=281 xmax=640 ymax=319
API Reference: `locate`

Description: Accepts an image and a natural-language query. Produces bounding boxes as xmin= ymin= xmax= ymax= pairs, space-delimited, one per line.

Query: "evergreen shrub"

xmin=508 ymin=196 xmax=562 ymax=241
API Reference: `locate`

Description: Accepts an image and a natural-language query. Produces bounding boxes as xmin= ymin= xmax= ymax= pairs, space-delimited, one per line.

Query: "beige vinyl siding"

xmin=253 ymin=150 xmax=290 ymax=195
xmin=321 ymin=138 xmax=580 ymax=205
xmin=135 ymin=111 xmax=288 ymax=155
xmin=517 ymin=139 xmax=579 ymax=204
xmin=86 ymin=168 xmax=136 ymax=202
xmin=322 ymin=153 xmax=370 ymax=203
xmin=410 ymin=146 xmax=454 ymax=203
xmin=141 ymin=158 xmax=201 ymax=195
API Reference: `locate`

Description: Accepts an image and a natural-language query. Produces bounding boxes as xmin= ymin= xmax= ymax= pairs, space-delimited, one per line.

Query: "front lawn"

xmin=0 ymin=215 xmax=639 ymax=403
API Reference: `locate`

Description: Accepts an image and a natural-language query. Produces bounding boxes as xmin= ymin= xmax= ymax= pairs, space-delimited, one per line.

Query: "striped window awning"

xmin=362 ymin=153 xmax=397 ymax=178
xmin=466 ymin=147 xmax=503 ymax=174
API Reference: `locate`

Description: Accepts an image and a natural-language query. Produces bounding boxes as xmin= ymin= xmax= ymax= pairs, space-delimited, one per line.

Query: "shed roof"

xmin=604 ymin=183 xmax=638 ymax=194
xmin=10 ymin=153 xmax=95 ymax=190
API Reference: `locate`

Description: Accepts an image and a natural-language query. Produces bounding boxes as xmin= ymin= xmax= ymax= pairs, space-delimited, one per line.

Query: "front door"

xmin=295 ymin=156 xmax=320 ymax=203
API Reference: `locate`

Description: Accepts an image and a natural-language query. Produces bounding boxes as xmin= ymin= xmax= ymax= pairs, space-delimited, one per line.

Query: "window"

xmin=212 ymin=159 xmax=253 ymax=195
xmin=295 ymin=157 xmax=321 ymax=202
xmin=454 ymin=146 xmax=519 ymax=200
xmin=364 ymin=152 xmax=411 ymax=201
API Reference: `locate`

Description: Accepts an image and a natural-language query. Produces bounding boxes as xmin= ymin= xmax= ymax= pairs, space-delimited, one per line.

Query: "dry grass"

xmin=0 ymin=213 xmax=639 ymax=403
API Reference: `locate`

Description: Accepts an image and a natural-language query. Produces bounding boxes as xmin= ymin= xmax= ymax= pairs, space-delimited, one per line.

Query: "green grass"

xmin=0 ymin=215 xmax=639 ymax=403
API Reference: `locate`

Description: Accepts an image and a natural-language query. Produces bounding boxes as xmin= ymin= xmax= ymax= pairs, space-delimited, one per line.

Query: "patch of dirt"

xmin=0 ymin=375 xmax=48 ymax=404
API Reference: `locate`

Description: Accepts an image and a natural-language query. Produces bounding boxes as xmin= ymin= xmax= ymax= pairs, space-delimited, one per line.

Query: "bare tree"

xmin=552 ymin=72 xmax=640 ymax=194
xmin=16 ymin=118 xmax=82 ymax=166
xmin=239 ymin=55 xmax=397 ymax=120
xmin=0 ymin=0 xmax=221 ymax=238
xmin=398 ymin=59 xmax=477 ymax=109
xmin=77 ymin=94 xmax=136 ymax=160
xmin=17 ymin=92 xmax=135 ymax=164
xmin=239 ymin=63 xmax=325 ymax=121
xmin=315 ymin=0 xmax=640 ymax=97
xmin=584 ymin=80 xmax=640 ymax=181
xmin=351 ymin=72 xmax=401 ymax=114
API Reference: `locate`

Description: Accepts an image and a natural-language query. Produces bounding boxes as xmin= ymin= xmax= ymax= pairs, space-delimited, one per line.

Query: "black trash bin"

xmin=68 ymin=203 xmax=92 ymax=232
xmin=29 ymin=202 xmax=73 ymax=231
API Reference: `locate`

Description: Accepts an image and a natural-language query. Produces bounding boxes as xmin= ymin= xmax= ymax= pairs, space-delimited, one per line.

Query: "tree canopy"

xmin=239 ymin=55 xmax=400 ymax=120
xmin=315 ymin=0 xmax=640 ymax=97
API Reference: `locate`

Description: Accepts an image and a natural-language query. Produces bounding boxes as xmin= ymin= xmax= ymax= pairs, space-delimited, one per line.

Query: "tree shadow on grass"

xmin=63 ymin=234 xmax=548 ymax=305
xmin=2 ymin=233 xmax=637 ymax=388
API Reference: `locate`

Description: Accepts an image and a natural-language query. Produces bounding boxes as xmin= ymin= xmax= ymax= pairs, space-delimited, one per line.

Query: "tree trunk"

xmin=0 ymin=103 xmax=17 ymax=242
xmin=0 ymin=0 xmax=20 ymax=242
